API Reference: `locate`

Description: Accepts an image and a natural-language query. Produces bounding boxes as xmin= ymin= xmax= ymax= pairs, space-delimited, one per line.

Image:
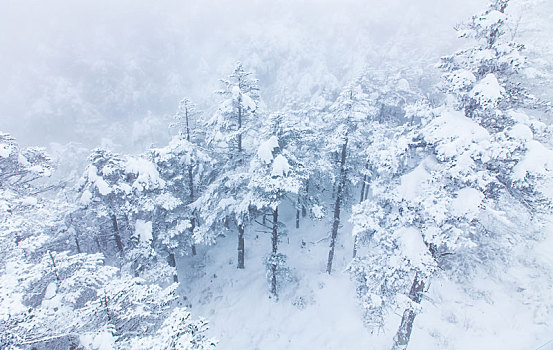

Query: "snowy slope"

xmin=177 ymin=202 xmax=387 ymax=349
xmin=176 ymin=200 xmax=553 ymax=350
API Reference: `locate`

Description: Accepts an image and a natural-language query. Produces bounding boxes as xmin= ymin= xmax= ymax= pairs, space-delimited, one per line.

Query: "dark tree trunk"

xmin=167 ymin=252 xmax=179 ymax=283
xmin=392 ymin=273 xmax=425 ymax=350
xmin=271 ymin=207 xmax=279 ymax=298
xmin=327 ymin=137 xmax=348 ymax=274
xmin=74 ymin=232 xmax=81 ymax=254
xmin=48 ymin=250 xmax=60 ymax=282
xmin=295 ymin=196 xmax=300 ymax=229
xmin=302 ymin=180 xmax=309 ymax=217
xmin=237 ymin=105 xmax=242 ymax=153
xmin=354 ymin=167 xmax=368 ymax=258
xmin=360 ymin=173 xmax=367 ymax=202
xmin=190 ymin=216 xmax=197 ymax=256
xmin=237 ymin=224 xmax=245 ymax=269
xmin=185 ymin=105 xmax=191 ymax=142
xmin=188 ymin=164 xmax=197 ymax=256
xmin=111 ymin=214 xmax=124 ymax=254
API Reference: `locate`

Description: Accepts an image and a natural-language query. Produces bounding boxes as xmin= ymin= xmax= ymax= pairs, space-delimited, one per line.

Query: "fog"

xmin=0 ymin=0 xmax=504 ymax=151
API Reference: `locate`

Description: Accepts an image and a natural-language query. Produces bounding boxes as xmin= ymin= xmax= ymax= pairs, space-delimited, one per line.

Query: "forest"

xmin=1 ymin=0 xmax=553 ymax=349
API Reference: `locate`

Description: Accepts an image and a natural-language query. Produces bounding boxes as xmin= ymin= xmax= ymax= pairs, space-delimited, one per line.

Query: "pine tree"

xmin=248 ymin=112 xmax=305 ymax=298
xmin=196 ymin=63 xmax=260 ymax=269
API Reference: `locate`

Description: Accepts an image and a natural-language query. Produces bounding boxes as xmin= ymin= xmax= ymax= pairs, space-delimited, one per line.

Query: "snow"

xmin=80 ymin=189 xmax=93 ymax=205
xmin=177 ymin=203 xmax=386 ymax=350
xmin=396 ymin=226 xmax=428 ymax=269
xmin=257 ymin=136 xmax=279 ymax=164
xmin=311 ymin=204 xmax=324 ymax=219
xmin=445 ymin=69 xmax=476 ymax=91
xmin=397 ymin=78 xmax=410 ymax=91
xmin=87 ymin=165 xmax=112 ymax=195
xmin=231 ymin=85 xmax=241 ymax=99
xmin=470 ymin=73 xmax=505 ymax=107
xmin=512 ymin=141 xmax=553 ymax=198
xmin=135 ymin=220 xmax=153 ymax=244
xmin=0 ymin=143 xmax=13 ymax=158
xmin=126 ymin=157 xmax=165 ymax=191
xmin=508 ymin=123 xmax=533 ymax=142
xmin=396 ymin=161 xmax=430 ymax=202
xmin=80 ymin=330 xmax=116 ymax=350
xmin=480 ymin=9 xmax=506 ymax=26
xmin=241 ymin=93 xmax=257 ymax=111
xmin=450 ymin=187 xmax=484 ymax=219
xmin=271 ymin=154 xmax=290 ymax=177
xmin=424 ymin=108 xmax=490 ymax=159
xmin=44 ymin=282 xmax=57 ymax=300
xmin=20 ymin=196 xmax=38 ymax=206
xmin=513 ymin=140 xmax=553 ymax=180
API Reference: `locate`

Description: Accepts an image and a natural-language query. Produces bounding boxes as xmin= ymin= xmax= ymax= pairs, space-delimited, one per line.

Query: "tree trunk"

xmin=237 ymin=224 xmax=245 ymax=269
xmin=360 ymin=175 xmax=367 ymax=202
xmin=167 ymin=252 xmax=179 ymax=283
xmin=185 ymin=105 xmax=191 ymax=142
xmin=48 ymin=250 xmax=60 ymax=282
xmin=354 ymin=167 xmax=368 ymax=258
xmin=237 ymin=104 xmax=242 ymax=153
xmin=392 ymin=272 xmax=425 ymax=350
xmin=74 ymin=232 xmax=81 ymax=254
xmin=327 ymin=137 xmax=348 ymax=274
xmin=271 ymin=207 xmax=279 ymax=298
xmin=302 ymin=180 xmax=308 ymax=217
xmin=111 ymin=214 xmax=124 ymax=254
xmin=188 ymin=164 xmax=197 ymax=256
xmin=295 ymin=196 xmax=300 ymax=229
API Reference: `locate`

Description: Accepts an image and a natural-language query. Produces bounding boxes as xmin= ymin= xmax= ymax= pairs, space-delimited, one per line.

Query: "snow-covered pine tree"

xmin=167 ymin=98 xmax=208 ymax=256
xmin=195 ymin=63 xmax=260 ymax=269
xmin=248 ymin=112 xmax=305 ymax=299
xmin=322 ymin=83 xmax=371 ymax=274
xmin=77 ymin=149 xmax=131 ymax=257
xmin=350 ymin=1 xmax=553 ymax=348
xmin=149 ymin=134 xmax=212 ymax=278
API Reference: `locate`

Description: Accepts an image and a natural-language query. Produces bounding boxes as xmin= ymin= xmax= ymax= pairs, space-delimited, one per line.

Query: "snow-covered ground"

xmin=176 ymin=201 xmax=553 ymax=350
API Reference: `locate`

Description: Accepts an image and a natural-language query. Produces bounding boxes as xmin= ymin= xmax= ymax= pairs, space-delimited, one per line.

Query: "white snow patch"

xmin=257 ymin=136 xmax=279 ymax=164
xmin=396 ymin=226 xmax=428 ymax=269
xmin=135 ymin=220 xmax=153 ymax=244
xmin=20 ymin=196 xmax=38 ymax=206
xmin=44 ymin=282 xmax=57 ymax=300
xmin=126 ymin=157 xmax=164 ymax=191
xmin=87 ymin=165 xmax=112 ymax=195
xmin=80 ymin=189 xmax=93 ymax=205
xmin=481 ymin=9 xmax=506 ymax=26
xmin=451 ymin=187 xmax=484 ymax=219
xmin=0 ymin=144 xmax=13 ymax=158
xmin=231 ymin=85 xmax=241 ymax=99
xmin=513 ymin=141 xmax=553 ymax=181
xmin=271 ymin=154 xmax=290 ymax=177
xmin=508 ymin=123 xmax=533 ymax=142
xmin=445 ymin=69 xmax=476 ymax=91
xmin=80 ymin=331 xmax=116 ymax=350
xmin=424 ymin=109 xmax=490 ymax=159
xmin=397 ymin=163 xmax=429 ymax=202
xmin=470 ymin=73 xmax=504 ymax=107
xmin=241 ymin=93 xmax=256 ymax=111
xmin=397 ymin=78 xmax=410 ymax=91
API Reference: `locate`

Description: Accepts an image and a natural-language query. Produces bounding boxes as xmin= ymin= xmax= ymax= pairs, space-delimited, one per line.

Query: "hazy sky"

xmin=0 ymin=0 xmax=498 ymax=150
